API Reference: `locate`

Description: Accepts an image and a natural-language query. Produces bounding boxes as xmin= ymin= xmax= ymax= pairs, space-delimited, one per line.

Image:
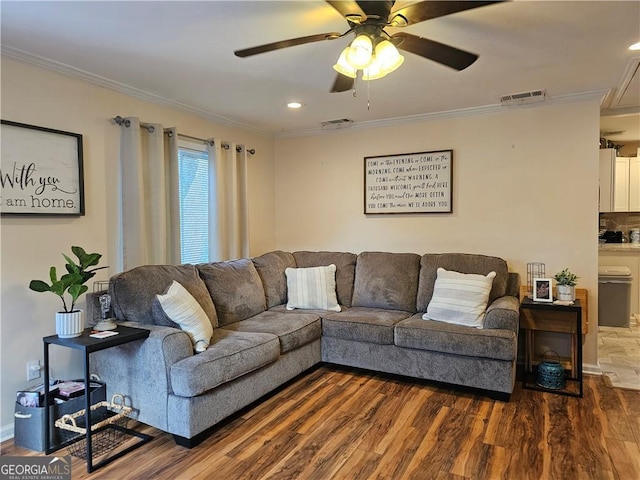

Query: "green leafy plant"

xmin=29 ymin=246 xmax=107 ymax=313
xmin=553 ymin=268 xmax=579 ymax=286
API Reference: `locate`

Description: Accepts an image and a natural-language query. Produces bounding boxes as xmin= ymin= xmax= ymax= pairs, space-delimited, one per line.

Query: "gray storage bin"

xmin=598 ymin=266 xmax=632 ymax=327
xmin=14 ymin=381 xmax=106 ymax=452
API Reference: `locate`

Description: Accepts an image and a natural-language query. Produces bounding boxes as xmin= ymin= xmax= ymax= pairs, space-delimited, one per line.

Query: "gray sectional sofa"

xmin=91 ymin=250 xmax=520 ymax=447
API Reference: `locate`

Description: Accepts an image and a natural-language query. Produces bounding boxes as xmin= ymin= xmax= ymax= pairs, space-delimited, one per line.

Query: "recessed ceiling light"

xmin=287 ymin=102 xmax=304 ymax=109
xmin=630 ymin=42 xmax=640 ymax=51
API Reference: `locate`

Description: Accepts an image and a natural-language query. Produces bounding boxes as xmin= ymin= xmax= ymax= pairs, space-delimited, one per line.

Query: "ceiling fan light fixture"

xmin=333 ymin=47 xmax=358 ymax=78
xmin=374 ymin=40 xmax=404 ymax=75
xmin=346 ymin=34 xmax=373 ymax=69
xmin=362 ymin=60 xmax=386 ymax=81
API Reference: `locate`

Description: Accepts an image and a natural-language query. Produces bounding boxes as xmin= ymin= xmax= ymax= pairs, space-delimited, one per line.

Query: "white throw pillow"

xmin=156 ymin=281 xmax=213 ymax=352
xmin=423 ymin=267 xmax=496 ymax=328
xmin=285 ymin=264 xmax=341 ymax=312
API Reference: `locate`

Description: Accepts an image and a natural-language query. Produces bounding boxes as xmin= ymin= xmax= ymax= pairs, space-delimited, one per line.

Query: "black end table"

xmin=43 ymin=325 xmax=152 ymax=472
xmin=519 ymin=297 xmax=583 ymax=397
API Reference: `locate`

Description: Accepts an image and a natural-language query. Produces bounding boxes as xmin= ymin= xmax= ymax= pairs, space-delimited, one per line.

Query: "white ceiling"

xmin=1 ymin=1 xmax=639 ymax=138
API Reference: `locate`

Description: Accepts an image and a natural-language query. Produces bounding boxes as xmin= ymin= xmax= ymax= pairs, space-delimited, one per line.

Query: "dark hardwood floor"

xmin=2 ymin=365 xmax=639 ymax=479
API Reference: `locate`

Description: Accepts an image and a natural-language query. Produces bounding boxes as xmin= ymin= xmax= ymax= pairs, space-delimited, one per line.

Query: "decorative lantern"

xmin=536 ymin=351 xmax=566 ymax=390
xmin=526 ymin=262 xmax=545 ymax=299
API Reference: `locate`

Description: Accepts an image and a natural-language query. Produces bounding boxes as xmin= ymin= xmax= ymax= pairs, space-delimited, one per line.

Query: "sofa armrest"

xmin=506 ymin=272 xmax=521 ymax=298
xmin=484 ymin=296 xmax=520 ymax=332
xmin=90 ymin=322 xmax=192 ymax=431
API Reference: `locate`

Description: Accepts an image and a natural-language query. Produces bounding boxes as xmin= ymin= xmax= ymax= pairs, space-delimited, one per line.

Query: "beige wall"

xmin=0 ymin=55 xmax=602 ymax=436
xmin=0 ymin=57 xmax=276 ymax=432
xmin=275 ymin=100 xmax=600 ymax=369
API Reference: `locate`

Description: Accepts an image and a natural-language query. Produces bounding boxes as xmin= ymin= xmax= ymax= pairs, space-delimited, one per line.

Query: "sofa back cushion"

xmin=198 ymin=258 xmax=267 ymax=326
xmin=351 ymin=252 xmax=421 ymax=312
xmin=293 ymin=251 xmax=357 ymax=307
xmin=110 ymin=264 xmax=218 ymax=328
xmin=417 ymin=253 xmax=509 ymax=312
xmin=252 ymin=251 xmax=296 ymax=308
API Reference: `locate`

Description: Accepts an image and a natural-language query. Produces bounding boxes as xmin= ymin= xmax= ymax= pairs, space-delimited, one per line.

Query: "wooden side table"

xmin=43 ymin=325 xmax=152 ymax=472
xmin=519 ymin=297 xmax=583 ymax=397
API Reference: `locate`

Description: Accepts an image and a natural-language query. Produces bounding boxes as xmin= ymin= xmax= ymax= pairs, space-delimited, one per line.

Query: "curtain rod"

xmin=113 ymin=116 xmax=255 ymax=154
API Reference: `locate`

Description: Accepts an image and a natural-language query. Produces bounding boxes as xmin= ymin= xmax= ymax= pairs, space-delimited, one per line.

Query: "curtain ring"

xmin=114 ymin=116 xmax=131 ymax=128
xmin=236 ymin=146 xmax=243 ymax=153
xmin=247 ymin=149 xmax=256 ymax=155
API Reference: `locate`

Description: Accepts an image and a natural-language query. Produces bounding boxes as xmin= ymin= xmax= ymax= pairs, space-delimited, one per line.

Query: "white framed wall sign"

xmin=364 ymin=149 xmax=452 ymax=214
xmin=1 ymin=120 xmax=84 ymax=216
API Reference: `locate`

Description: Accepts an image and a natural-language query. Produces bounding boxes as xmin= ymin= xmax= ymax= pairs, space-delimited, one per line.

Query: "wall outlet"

xmin=27 ymin=360 xmax=41 ymax=381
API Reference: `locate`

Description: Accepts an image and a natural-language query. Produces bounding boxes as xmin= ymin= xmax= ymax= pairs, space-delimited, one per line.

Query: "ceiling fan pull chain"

xmin=367 ymin=77 xmax=371 ymax=111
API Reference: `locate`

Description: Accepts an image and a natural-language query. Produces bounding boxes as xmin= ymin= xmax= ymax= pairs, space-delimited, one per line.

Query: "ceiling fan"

xmin=234 ymin=1 xmax=502 ymax=93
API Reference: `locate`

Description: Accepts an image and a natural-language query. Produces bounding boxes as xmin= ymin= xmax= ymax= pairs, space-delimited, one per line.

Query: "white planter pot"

xmin=556 ymin=285 xmax=576 ymax=302
xmin=56 ymin=310 xmax=84 ymax=338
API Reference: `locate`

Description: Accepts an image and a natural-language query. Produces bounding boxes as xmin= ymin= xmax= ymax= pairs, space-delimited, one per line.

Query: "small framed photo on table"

xmin=533 ymin=278 xmax=553 ymax=302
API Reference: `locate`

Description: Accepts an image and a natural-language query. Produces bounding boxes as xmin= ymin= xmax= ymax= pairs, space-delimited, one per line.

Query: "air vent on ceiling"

xmin=320 ymin=118 xmax=353 ymax=130
xmin=500 ymin=90 xmax=546 ymax=106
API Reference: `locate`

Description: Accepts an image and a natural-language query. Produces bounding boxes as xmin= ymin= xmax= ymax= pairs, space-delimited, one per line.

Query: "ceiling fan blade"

xmin=393 ymin=33 xmax=478 ymax=71
xmin=325 ymin=1 xmax=368 ymax=24
xmin=331 ymin=73 xmax=355 ymax=93
xmin=389 ymin=1 xmax=502 ymax=26
xmin=234 ymin=32 xmax=341 ymax=58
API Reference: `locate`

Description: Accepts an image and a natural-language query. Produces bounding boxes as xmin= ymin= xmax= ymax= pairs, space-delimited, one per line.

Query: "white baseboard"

xmin=583 ymin=363 xmax=602 ymax=376
xmin=0 ymin=423 xmax=14 ymax=443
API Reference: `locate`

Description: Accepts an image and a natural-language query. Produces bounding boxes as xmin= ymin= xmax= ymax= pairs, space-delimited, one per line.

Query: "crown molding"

xmin=1 ymin=46 xmax=267 ymax=135
xmin=275 ymin=89 xmax=610 ymax=139
xmin=3 ymin=45 xmax=608 ymax=140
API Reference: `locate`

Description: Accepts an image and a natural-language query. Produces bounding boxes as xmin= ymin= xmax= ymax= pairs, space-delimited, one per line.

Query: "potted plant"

xmin=553 ymin=268 xmax=579 ymax=302
xmin=29 ymin=246 xmax=107 ymax=338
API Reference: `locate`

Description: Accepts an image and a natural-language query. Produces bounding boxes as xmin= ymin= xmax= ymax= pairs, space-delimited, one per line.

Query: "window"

xmin=177 ymin=141 xmax=209 ymax=264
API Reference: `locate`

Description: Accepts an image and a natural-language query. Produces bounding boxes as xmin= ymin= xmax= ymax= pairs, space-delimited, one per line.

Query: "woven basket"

xmin=55 ymin=393 xmax=131 ymax=459
xmin=536 ymin=351 xmax=566 ymax=390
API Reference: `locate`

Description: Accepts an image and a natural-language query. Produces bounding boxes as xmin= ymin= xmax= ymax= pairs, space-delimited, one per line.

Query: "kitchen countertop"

xmin=599 ymin=243 xmax=640 ymax=252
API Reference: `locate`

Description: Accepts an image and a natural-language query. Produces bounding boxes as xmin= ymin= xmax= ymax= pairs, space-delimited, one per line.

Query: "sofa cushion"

xmin=322 ymin=307 xmax=413 ymax=345
xmin=110 ymin=264 xmax=218 ymax=327
xmin=351 ymin=252 xmax=421 ymax=312
xmin=156 ymin=281 xmax=213 ymax=352
xmin=252 ymin=251 xmax=296 ymax=308
xmin=417 ymin=253 xmax=509 ymax=312
xmin=221 ymin=311 xmax=321 ymax=353
xmin=198 ymin=259 xmax=266 ymax=326
xmin=285 ymin=264 xmax=341 ymax=312
xmin=170 ymin=329 xmax=279 ymax=397
xmin=293 ymin=251 xmax=357 ymax=307
xmin=395 ymin=314 xmax=517 ymax=361
xmin=423 ymin=268 xmax=496 ymax=328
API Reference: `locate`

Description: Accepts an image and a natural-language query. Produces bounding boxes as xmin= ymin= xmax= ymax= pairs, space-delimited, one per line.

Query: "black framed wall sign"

xmin=364 ymin=149 xmax=452 ymax=214
xmin=1 ymin=120 xmax=84 ymax=216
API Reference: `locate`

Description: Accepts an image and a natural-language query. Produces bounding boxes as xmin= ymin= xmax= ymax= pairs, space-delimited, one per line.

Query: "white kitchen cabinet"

xmin=599 ymin=149 xmax=614 ymax=212
xmin=599 ymin=149 xmax=639 ymax=212
xmin=630 ymin=157 xmax=640 ymax=211
xmin=614 ymin=157 xmax=630 ymax=211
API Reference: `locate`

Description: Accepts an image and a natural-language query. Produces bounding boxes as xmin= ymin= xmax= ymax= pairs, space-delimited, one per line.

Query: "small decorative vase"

xmin=56 ymin=310 xmax=84 ymax=338
xmin=556 ymin=285 xmax=575 ymax=302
